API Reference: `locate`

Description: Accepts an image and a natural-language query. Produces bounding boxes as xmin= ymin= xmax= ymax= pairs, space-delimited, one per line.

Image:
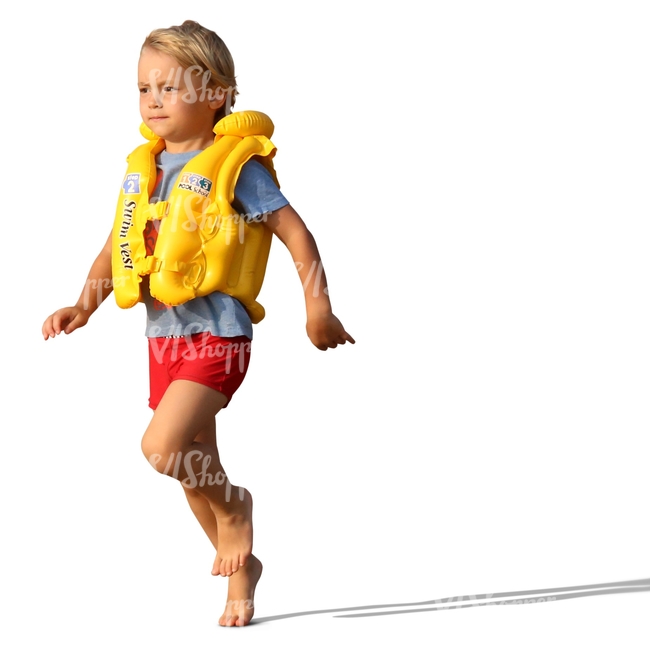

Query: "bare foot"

xmin=219 ymin=555 xmax=263 ymax=627
xmin=211 ymin=488 xmax=253 ymax=577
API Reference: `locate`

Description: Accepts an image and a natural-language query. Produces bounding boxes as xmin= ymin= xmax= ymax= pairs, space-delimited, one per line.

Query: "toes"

xmin=220 ymin=598 xmax=254 ymax=627
xmin=220 ymin=608 xmax=235 ymax=627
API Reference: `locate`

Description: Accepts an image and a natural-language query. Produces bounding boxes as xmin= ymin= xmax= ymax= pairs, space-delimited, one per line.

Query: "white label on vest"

xmin=177 ymin=172 xmax=212 ymax=198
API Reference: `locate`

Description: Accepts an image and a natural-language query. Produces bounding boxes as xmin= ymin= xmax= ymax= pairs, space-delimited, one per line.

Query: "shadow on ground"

xmin=251 ymin=577 xmax=650 ymax=624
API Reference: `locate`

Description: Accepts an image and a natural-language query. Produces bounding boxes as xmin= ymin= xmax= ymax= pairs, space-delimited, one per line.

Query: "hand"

xmin=306 ymin=312 xmax=355 ymax=351
xmin=42 ymin=307 xmax=90 ymax=340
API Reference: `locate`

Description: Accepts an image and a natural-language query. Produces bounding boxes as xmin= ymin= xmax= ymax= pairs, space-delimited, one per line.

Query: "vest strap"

xmin=136 ymin=257 xmax=161 ymax=275
xmin=147 ymin=201 xmax=169 ymax=220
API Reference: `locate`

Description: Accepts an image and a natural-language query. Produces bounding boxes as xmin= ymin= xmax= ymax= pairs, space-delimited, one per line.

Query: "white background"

xmin=2 ymin=1 xmax=649 ymax=648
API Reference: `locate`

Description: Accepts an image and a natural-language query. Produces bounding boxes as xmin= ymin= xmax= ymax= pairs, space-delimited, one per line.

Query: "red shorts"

xmin=148 ymin=333 xmax=251 ymax=410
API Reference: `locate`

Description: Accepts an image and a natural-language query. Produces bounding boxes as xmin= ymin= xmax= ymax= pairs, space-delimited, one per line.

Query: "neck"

xmin=164 ymin=134 xmax=214 ymax=153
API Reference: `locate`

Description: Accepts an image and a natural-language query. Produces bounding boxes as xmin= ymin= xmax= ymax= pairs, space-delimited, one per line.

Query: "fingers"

xmin=42 ymin=313 xmax=64 ymax=340
xmin=315 ymin=337 xmax=340 ymax=351
xmin=306 ymin=314 xmax=355 ymax=350
xmin=64 ymin=312 xmax=85 ymax=335
xmin=42 ymin=317 xmax=55 ymax=340
xmin=42 ymin=307 xmax=84 ymax=340
xmin=315 ymin=330 xmax=356 ymax=350
xmin=52 ymin=312 xmax=65 ymax=336
xmin=328 ymin=327 xmax=355 ymax=348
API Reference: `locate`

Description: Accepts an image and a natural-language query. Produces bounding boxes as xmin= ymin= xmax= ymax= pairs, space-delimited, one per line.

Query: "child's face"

xmin=138 ymin=47 xmax=224 ymax=153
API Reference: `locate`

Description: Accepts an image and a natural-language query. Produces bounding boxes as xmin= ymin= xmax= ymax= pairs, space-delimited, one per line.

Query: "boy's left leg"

xmin=181 ymin=420 xmax=220 ymax=550
xmin=167 ymin=394 xmax=263 ymax=626
xmin=219 ymin=555 xmax=263 ymax=627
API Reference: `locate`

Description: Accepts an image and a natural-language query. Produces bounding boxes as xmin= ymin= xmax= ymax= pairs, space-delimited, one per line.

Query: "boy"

xmin=42 ymin=20 xmax=354 ymax=627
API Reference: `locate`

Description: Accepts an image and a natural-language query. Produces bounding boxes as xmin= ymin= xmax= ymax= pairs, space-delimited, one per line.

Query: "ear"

xmin=208 ymin=86 xmax=227 ymax=111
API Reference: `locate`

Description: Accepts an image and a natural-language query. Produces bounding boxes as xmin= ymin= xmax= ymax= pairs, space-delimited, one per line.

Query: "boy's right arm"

xmin=42 ymin=232 xmax=113 ymax=340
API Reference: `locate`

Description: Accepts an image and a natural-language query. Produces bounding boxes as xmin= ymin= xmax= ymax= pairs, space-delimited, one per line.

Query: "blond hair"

xmin=142 ymin=20 xmax=238 ymax=121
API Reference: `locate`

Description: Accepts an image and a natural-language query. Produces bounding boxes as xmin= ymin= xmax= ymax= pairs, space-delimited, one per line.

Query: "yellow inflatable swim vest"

xmin=111 ymin=110 xmax=278 ymax=324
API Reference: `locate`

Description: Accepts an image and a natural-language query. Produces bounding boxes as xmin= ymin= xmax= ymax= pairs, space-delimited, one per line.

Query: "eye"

xmin=163 ymin=86 xmax=177 ymax=92
xmin=139 ymin=87 xmax=149 ymax=94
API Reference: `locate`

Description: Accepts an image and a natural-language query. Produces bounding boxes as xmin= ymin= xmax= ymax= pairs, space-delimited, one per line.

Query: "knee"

xmin=181 ymin=482 xmax=200 ymax=498
xmin=141 ymin=434 xmax=181 ymax=476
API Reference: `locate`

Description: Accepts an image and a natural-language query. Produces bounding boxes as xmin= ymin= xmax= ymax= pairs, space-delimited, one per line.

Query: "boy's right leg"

xmin=142 ymin=379 xmax=252 ymax=576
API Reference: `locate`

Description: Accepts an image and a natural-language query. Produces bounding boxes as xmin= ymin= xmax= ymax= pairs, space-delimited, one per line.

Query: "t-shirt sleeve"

xmin=233 ymin=159 xmax=289 ymax=222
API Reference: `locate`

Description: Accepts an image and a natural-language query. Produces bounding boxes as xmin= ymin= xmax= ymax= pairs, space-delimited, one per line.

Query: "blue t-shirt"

xmin=143 ymin=151 xmax=288 ymax=339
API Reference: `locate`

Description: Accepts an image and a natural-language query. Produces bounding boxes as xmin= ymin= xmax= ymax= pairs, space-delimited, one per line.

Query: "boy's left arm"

xmin=263 ymin=204 xmax=355 ymax=351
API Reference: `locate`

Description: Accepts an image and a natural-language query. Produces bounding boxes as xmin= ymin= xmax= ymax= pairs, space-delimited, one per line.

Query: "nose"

xmin=148 ymin=89 xmax=163 ymax=108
